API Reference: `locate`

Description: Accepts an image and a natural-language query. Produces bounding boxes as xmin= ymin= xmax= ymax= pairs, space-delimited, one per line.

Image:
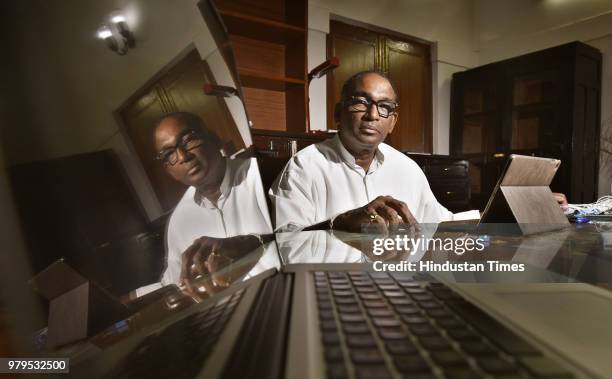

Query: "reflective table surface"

xmin=81 ymin=223 xmax=612 ymax=352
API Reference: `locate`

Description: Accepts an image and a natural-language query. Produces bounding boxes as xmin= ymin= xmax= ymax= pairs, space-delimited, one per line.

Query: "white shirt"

xmin=269 ymin=135 xmax=454 ymax=232
xmin=136 ymin=158 xmax=272 ymax=296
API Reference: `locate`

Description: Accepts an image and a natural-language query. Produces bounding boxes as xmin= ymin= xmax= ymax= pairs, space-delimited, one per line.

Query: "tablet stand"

xmin=483 ymin=185 xmax=569 ymax=235
xmin=30 ymin=260 xmax=128 ymax=348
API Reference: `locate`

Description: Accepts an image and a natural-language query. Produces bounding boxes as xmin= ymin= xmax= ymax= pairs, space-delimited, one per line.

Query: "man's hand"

xmin=332 ymin=195 xmax=417 ymax=233
xmin=553 ymin=192 xmax=569 ymax=212
xmin=179 ymin=235 xmax=262 ymax=297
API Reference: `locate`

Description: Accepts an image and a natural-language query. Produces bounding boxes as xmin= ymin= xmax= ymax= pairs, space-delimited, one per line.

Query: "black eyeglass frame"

xmin=342 ymin=96 xmax=399 ymax=118
xmin=154 ymin=130 xmax=205 ymax=166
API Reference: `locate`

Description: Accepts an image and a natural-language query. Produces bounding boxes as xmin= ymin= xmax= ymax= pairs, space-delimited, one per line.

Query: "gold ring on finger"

xmin=368 ymin=212 xmax=379 ymax=223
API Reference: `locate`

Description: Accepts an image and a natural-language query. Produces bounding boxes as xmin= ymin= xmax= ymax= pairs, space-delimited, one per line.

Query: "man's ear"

xmin=333 ymin=103 xmax=342 ymax=127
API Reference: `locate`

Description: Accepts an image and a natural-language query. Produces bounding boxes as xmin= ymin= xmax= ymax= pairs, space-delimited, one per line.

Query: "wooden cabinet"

xmin=327 ymin=20 xmax=433 ymax=153
xmin=214 ymin=0 xmax=308 ymax=133
xmin=451 ymin=42 xmax=601 ymax=209
xmin=407 ymin=154 xmax=471 ymax=212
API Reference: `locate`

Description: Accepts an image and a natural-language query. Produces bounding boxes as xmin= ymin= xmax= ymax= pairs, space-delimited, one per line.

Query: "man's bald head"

xmin=153 ymin=112 xmax=221 ymax=150
xmin=340 ymin=70 xmax=398 ymax=103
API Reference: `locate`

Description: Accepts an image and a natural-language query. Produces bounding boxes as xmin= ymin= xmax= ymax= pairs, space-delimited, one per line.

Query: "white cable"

xmin=567 ymin=196 xmax=612 ymax=215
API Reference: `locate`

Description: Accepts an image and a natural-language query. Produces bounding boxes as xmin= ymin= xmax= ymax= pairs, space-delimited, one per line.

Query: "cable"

xmin=567 ymin=196 xmax=612 ymax=215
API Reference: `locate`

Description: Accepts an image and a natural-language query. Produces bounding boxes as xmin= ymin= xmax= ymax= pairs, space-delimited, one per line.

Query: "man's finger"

xmin=376 ymin=204 xmax=400 ymax=226
xmin=192 ymin=248 xmax=209 ymax=277
xmin=179 ymin=241 xmax=201 ymax=285
xmin=362 ymin=206 xmax=388 ymax=234
xmin=384 ymin=198 xmax=417 ymax=225
xmin=552 ymin=192 xmax=568 ymax=210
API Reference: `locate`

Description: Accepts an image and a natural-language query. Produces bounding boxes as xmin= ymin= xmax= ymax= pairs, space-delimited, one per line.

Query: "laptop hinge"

xmin=222 ymin=272 xmax=293 ymax=379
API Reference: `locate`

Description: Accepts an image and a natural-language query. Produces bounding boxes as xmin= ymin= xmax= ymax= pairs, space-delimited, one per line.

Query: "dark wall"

xmin=10 ymin=150 xmax=166 ymax=296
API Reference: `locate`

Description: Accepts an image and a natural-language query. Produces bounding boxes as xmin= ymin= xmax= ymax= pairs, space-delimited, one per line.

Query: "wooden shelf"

xmin=463 ymin=111 xmax=496 ymax=118
xmin=215 ymin=0 xmax=308 ymax=134
xmin=239 ymin=69 xmax=305 ymax=91
xmin=511 ymin=102 xmax=555 ymax=112
xmin=219 ymin=9 xmax=305 ymax=45
xmin=251 ymin=129 xmax=333 ymax=139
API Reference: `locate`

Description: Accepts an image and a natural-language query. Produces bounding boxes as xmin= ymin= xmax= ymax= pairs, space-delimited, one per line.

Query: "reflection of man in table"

xmin=270 ymin=71 xmax=456 ymax=232
xmin=138 ymin=112 xmax=272 ymax=295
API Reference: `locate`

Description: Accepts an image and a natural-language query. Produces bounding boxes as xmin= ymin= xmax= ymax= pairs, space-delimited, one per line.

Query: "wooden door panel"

xmin=121 ymin=86 xmax=187 ymax=211
xmin=161 ymin=51 xmax=245 ymax=153
xmin=327 ymin=22 xmax=378 ymax=129
xmin=386 ymin=38 xmax=431 ymax=152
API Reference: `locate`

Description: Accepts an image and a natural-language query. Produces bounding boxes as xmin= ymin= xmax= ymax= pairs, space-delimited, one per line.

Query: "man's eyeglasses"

xmin=343 ymin=96 xmax=399 ymax=118
xmin=155 ymin=130 xmax=204 ymax=166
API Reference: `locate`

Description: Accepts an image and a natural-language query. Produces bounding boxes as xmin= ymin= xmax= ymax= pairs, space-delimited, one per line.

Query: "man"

xmin=270 ymin=70 xmax=451 ymax=232
xmin=269 ymin=71 xmax=566 ymax=232
xmin=137 ymin=112 xmax=272 ymax=296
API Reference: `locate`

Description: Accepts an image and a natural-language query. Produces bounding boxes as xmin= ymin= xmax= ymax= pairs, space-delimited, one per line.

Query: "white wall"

xmin=475 ymin=0 xmax=612 ymax=64
xmin=308 ymin=3 xmax=330 ymax=132
xmin=307 ymin=0 xmax=477 ymax=153
xmin=6 ymin=0 xmax=218 ymax=220
xmin=474 ymin=0 xmax=612 ymax=196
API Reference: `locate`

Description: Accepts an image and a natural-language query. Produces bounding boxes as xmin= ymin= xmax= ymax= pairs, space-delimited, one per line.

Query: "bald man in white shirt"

xmin=270 ymin=70 xmax=454 ymax=233
xmin=137 ymin=112 xmax=272 ymax=296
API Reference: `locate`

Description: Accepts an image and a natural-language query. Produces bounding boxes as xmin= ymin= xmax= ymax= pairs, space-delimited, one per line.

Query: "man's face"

xmin=336 ymin=73 xmax=398 ymax=152
xmin=154 ymin=117 xmax=217 ymax=188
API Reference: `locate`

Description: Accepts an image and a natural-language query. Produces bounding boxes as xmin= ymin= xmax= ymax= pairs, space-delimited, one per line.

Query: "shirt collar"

xmin=332 ymin=134 xmax=385 ymax=174
xmin=193 ymin=158 xmax=232 ymax=209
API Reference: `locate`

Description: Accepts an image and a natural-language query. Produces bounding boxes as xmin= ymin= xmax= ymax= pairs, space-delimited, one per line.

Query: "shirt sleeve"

xmin=420 ymin=182 xmax=455 ymax=223
xmin=269 ymin=159 xmax=317 ymax=232
xmin=160 ymin=221 xmax=182 ymax=286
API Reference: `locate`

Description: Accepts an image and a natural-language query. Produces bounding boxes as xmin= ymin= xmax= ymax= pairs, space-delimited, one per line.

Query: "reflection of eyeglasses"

xmin=343 ymin=96 xmax=399 ymax=118
xmin=155 ymin=130 xmax=204 ymax=166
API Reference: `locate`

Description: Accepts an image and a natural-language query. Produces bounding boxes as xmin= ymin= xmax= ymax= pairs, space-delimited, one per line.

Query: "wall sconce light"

xmin=110 ymin=11 xmax=135 ymax=48
xmin=97 ymin=11 xmax=135 ymax=56
xmin=97 ymin=25 xmax=125 ymax=55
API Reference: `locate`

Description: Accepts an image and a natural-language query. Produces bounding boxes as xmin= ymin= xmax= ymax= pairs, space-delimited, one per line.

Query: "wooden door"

xmin=327 ymin=21 xmax=379 ymax=130
xmin=327 ymin=20 xmax=432 ymax=153
xmin=120 ymin=85 xmax=184 ymax=213
xmin=118 ymin=49 xmax=245 ymax=212
xmin=385 ymin=36 xmax=432 ymax=152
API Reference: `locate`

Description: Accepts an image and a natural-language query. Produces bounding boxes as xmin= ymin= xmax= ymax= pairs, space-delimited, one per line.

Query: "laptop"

xmin=64 ymin=228 xmax=612 ymax=379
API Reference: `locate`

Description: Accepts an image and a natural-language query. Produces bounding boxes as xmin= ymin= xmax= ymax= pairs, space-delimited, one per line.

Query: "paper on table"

xmin=452 ymin=210 xmax=481 ymax=221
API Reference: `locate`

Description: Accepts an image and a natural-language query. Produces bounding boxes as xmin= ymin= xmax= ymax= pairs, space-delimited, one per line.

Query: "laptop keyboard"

xmin=105 ymin=288 xmax=245 ymax=379
xmin=314 ymin=271 xmax=574 ymax=379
